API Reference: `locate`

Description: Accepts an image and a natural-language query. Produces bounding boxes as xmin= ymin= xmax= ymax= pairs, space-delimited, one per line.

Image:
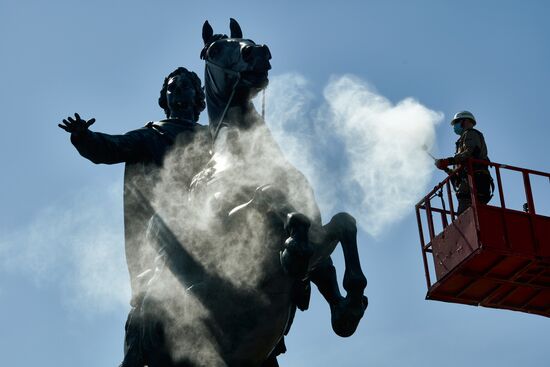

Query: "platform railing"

xmin=415 ymin=159 xmax=550 ymax=290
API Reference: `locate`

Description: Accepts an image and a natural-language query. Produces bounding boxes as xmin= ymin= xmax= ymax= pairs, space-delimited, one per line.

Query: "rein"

xmin=262 ymin=89 xmax=265 ymax=120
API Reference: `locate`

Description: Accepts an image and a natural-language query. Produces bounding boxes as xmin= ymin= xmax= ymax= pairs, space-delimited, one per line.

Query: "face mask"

xmin=453 ymin=123 xmax=464 ymax=135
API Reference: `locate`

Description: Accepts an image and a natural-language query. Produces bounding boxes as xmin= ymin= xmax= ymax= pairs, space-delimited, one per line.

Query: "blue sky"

xmin=1 ymin=1 xmax=549 ymax=366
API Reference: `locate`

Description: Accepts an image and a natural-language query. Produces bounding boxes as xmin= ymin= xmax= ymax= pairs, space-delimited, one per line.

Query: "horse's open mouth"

xmin=241 ymin=71 xmax=269 ymax=89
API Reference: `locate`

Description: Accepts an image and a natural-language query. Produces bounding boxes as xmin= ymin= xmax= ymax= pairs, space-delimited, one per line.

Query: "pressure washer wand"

xmin=422 ymin=144 xmax=437 ymax=161
xmin=422 ymin=144 xmax=453 ymax=175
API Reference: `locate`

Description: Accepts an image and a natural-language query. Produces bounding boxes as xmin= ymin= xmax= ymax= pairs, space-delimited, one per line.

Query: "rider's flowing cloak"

xmin=70 ymin=119 xmax=210 ymax=303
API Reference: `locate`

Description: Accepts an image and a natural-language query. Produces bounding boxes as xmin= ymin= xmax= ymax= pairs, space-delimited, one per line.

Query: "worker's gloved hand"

xmin=435 ymin=158 xmax=451 ymax=170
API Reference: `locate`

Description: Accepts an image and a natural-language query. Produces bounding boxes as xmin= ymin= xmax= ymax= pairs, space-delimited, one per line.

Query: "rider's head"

xmin=158 ymin=67 xmax=206 ymax=121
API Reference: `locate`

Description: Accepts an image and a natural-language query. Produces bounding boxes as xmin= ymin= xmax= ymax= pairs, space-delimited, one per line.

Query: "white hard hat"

xmin=451 ymin=111 xmax=476 ymax=125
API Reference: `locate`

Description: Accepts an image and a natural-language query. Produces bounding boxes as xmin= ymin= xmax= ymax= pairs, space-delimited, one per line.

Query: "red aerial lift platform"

xmin=415 ymin=159 xmax=550 ymax=317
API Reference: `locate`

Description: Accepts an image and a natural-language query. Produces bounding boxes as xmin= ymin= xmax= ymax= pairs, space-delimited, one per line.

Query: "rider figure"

xmin=59 ymin=67 xmax=210 ymax=367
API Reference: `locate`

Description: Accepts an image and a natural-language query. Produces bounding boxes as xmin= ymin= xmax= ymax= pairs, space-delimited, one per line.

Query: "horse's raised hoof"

xmin=330 ymin=294 xmax=368 ymax=337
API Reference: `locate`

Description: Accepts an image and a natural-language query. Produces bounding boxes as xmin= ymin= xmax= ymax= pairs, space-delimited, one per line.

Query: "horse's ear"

xmin=229 ymin=18 xmax=243 ymax=38
xmin=202 ymin=20 xmax=214 ymax=44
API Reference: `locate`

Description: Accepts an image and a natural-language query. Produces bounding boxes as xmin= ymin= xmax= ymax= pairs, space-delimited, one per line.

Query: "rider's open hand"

xmin=58 ymin=113 xmax=96 ymax=134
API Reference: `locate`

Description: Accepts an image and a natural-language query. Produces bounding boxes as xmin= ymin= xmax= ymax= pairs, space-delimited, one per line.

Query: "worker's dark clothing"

xmin=449 ymin=127 xmax=492 ymax=214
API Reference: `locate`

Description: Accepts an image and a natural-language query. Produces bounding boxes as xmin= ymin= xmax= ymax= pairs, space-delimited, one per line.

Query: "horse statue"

xmin=133 ymin=18 xmax=368 ymax=367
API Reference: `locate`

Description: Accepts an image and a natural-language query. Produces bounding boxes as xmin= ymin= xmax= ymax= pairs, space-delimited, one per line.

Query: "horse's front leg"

xmin=310 ymin=212 xmax=368 ymax=337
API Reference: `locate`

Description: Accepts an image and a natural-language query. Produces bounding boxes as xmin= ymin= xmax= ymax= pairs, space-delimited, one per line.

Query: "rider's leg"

xmin=280 ymin=212 xmax=313 ymax=279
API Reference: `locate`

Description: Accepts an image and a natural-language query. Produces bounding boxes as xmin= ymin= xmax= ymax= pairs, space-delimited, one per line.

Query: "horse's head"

xmin=201 ymin=18 xmax=272 ymax=138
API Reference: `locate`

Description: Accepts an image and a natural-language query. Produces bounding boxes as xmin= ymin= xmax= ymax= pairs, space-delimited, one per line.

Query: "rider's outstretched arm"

xmin=71 ymin=129 xmax=152 ymax=164
xmin=60 ymin=113 xmax=152 ymax=164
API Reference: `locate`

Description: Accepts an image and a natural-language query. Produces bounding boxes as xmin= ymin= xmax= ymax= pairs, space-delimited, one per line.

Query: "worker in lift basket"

xmin=435 ymin=111 xmax=493 ymax=215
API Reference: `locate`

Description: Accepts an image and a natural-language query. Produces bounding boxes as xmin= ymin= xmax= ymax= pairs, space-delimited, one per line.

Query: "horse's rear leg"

xmin=313 ymin=212 xmax=367 ymax=337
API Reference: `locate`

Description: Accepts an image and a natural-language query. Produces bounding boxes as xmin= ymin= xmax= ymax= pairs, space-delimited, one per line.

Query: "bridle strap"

xmin=205 ymin=59 xmax=267 ymax=140
xmin=206 ymin=59 xmax=240 ymax=77
xmin=261 ymin=89 xmax=266 ymax=120
xmin=207 ymin=60 xmax=242 ymax=141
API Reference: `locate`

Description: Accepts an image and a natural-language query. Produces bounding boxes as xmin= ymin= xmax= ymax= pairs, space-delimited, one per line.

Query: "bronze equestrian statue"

xmin=134 ymin=19 xmax=368 ymax=367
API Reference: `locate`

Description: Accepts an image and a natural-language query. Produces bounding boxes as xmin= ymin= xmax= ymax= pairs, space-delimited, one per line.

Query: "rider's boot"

xmin=280 ymin=212 xmax=313 ymax=280
xmin=280 ymin=213 xmax=314 ymax=311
